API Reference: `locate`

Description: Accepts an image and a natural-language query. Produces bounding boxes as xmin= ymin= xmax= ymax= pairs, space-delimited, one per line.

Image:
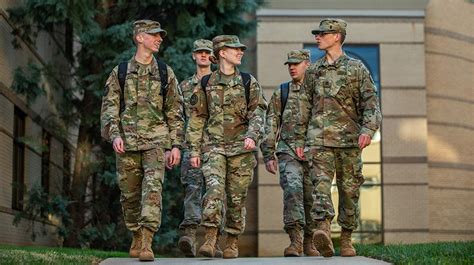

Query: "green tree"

xmin=8 ymin=0 xmax=263 ymax=250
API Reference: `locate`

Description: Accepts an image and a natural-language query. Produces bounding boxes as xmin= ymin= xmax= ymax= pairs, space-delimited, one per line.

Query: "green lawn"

xmin=1 ymin=241 xmax=473 ymax=264
xmin=0 ymin=245 xmax=127 ymax=265
xmin=355 ymin=241 xmax=474 ymax=265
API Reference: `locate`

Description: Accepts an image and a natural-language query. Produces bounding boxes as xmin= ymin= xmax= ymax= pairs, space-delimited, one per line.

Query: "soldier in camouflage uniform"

xmin=177 ymin=39 xmax=223 ymax=258
xmin=100 ymin=20 xmax=184 ymax=262
xmin=187 ymin=35 xmax=267 ymax=259
xmin=296 ymin=18 xmax=382 ymax=257
xmin=261 ymin=49 xmax=320 ymax=257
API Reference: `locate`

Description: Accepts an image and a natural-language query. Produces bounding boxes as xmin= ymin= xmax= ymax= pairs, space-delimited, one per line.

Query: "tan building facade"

xmin=0 ymin=2 xmax=72 ymax=246
xmin=254 ymin=0 xmax=473 ymax=256
xmin=425 ymin=0 xmax=474 ymax=242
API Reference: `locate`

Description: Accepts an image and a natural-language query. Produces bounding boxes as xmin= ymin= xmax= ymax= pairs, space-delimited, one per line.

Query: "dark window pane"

xmin=42 ymin=130 xmax=51 ymax=194
xmin=12 ymin=107 xmax=25 ymax=210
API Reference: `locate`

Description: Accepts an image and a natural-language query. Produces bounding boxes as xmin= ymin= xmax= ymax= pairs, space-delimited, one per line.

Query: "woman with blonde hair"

xmin=186 ymin=35 xmax=267 ymax=258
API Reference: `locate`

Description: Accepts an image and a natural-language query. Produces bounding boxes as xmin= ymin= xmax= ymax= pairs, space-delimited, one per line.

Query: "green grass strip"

xmin=355 ymin=241 xmax=474 ymax=265
xmin=0 ymin=245 xmax=127 ymax=265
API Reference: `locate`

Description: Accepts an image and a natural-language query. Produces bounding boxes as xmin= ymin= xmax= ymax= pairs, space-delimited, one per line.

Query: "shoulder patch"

xmin=190 ymin=93 xmax=198 ymax=106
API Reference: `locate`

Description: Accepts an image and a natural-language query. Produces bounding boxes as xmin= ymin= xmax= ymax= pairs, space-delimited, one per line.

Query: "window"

xmin=304 ymin=44 xmax=382 ymax=243
xmin=41 ymin=130 xmax=51 ymax=194
xmin=12 ymin=107 xmax=26 ymax=210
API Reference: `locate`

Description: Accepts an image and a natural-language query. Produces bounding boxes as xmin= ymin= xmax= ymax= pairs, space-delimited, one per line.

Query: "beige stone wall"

xmin=0 ymin=3 xmax=70 ymax=246
xmin=425 ymin=0 xmax=474 ymax=242
xmin=0 ymin=211 xmax=61 ymax=247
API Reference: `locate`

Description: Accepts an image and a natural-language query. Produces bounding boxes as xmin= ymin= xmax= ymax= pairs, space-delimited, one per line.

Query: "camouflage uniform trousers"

xmin=308 ymin=146 xmax=365 ymax=230
xmin=277 ymin=153 xmax=314 ymax=237
xmin=179 ymin=149 xmax=205 ymax=229
xmin=116 ymin=147 xmax=165 ymax=233
xmin=201 ymin=151 xmax=257 ymax=235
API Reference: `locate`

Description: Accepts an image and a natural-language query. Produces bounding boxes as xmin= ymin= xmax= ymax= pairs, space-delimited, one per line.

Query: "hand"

xmin=296 ymin=147 xmax=305 ymax=160
xmin=113 ymin=137 xmax=125 ymax=154
xmin=164 ymin=150 xmax=172 ymax=170
xmin=358 ymin=133 xmax=372 ymax=149
xmin=265 ymin=160 xmax=277 ymax=174
xmin=244 ymin=138 xmax=256 ymax=150
xmin=168 ymin=147 xmax=181 ymax=167
xmin=190 ymin=156 xmax=201 ymax=168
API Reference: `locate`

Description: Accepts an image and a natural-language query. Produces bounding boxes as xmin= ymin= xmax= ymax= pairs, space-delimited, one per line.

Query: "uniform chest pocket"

xmin=229 ymin=85 xmax=247 ymax=118
xmin=334 ymin=76 xmax=357 ymax=102
xmin=207 ymin=86 xmax=224 ymax=110
xmin=148 ymin=77 xmax=164 ymax=109
xmin=327 ymin=75 xmax=349 ymax=97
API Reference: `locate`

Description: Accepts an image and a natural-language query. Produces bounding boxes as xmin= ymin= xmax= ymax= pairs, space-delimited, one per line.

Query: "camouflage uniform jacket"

xmin=261 ymin=81 xmax=307 ymax=163
xmin=187 ymin=68 xmax=267 ymax=157
xmin=100 ymin=57 xmax=184 ymax=151
xmin=179 ymin=74 xmax=200 ymax=151
xmin=298 ymin=54 xmax=382 ymax=148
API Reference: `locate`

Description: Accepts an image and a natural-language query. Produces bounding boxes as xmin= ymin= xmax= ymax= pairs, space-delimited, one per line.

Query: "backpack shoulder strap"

xmin=280 ymin=81 xmax=290 ymax=117
xmin=118 ymin=61 xmax=128 ymax=114
xmin=200 ymin=74 xmax=212 ymax=114
xmin=201 ymin=74 xmax=211 ymax=93
xmin=157 ymin=59 xmax=168 ymax=96
xmin=240 ymin=72 xmax=251 ymax=107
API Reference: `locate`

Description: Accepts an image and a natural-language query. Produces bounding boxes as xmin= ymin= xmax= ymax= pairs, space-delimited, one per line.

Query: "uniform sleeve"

xmin=245 ymin=75 xmax=268 ymax=144
xmin=295 ymin=68 xmax=315 ymax=148
xmin=164 ymin=67 xmax=185 ymax=149
xmin=100 ymin=67 xmax=121 ymax=143
xmin=358 ymin=65 xmax=382 ymax=138
xmin=186 ymin=84 xmax=208 ymax=157
xmin=260 ymin=89 xmax=280 ymax=163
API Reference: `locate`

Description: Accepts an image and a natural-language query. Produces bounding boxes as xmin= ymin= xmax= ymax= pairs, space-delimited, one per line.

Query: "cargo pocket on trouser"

xmin=140 ymin=148 xmax=165 ymax=232
xmin=337 ymin=149 xmax=363 ymax=230
xmin=201 ymin=152 xmax=226 ymax=228
xmin=278 ymin=154 xmax=305 ymax=229
xmin=116 ymin=152 xmax=143 ymax=231
xmin=311 ymin=147 xmax=336 ymax=221
xmin=224 ymin=152 xmax=255 ymax=235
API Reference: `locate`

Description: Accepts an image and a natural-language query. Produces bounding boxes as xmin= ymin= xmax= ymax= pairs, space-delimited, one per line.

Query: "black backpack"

xmin=117 ymin=59 xmax=168 ymax=114
xmin=280 ymin=81 xmax=291 ymax=117
xmin=200 ymin=72 xmax=252 ymax=107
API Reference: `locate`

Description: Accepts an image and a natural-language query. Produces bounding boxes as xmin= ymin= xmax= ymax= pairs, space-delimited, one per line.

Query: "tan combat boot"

xmin=340 ymin=228 xmax=356 ymax=257
xmin=223 ymin=234 xmax=239 ymax=259
xmin=214 ymin=232 xmax=223 ymax=258
xmin=198 ymin=227 xmax=218 ymax=257
xmin=129 ymin=229 xmax=142 ymax=258
xmin=139 ymin=227 xmax=155 ymax=261
xmin=178 ymin=225 xmax=197 ymax=257
xmin=303 ymin=232 xmax=320 ymax=256
xmin=283 ymin=227 xmax=303 ymax=257
xmin=312 ymin=219 xmax=335 ymax=257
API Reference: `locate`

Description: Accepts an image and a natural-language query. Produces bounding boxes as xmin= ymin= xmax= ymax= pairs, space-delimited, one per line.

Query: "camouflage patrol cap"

xmin=284 ymin=49 xmax=311 ymax=65
xmin=212 ymin=35 xmax=247 ymax=51
xmin=193 ymin=39 xmax=213 ymax=52
xmin=133 ymin=19 xmax=167 ymax=37
xmin=311 ymin=18 xmax=347 ymax=35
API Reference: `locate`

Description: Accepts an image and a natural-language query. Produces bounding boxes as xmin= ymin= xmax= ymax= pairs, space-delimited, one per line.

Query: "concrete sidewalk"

xmin=100 ymin=256 xmax=391 ymax=265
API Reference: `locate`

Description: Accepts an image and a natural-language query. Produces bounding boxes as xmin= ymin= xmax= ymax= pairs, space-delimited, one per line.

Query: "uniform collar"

xmin=215 ymin=67 xmax=241 ymax=85
xmin=128 ymin=56 xmax=159 ymax=76
xmin=290 ymin=80 xmax=302 ymax=91
xmin=319 ymin=53 xmax=348 ymax=69
xmin=190 ymin=74 xmax=199 ymax=85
